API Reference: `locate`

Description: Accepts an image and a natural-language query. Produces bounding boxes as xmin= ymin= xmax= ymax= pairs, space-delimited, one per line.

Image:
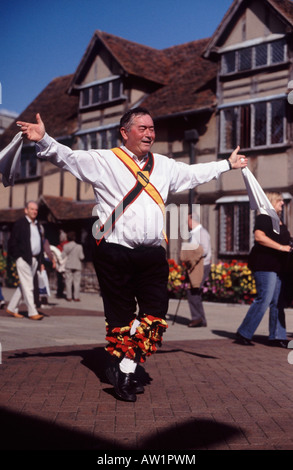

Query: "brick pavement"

xmin=1 ymin=288 xmax=293 ymax=458
xmin=1 ymin=330 xmax=293 ymax=453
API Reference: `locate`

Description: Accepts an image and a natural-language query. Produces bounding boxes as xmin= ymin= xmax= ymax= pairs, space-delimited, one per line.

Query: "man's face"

xmin=25 ymin=202 xmax=38 ymax=222
xmin=120 ymin=114 xmax=155 ymax=159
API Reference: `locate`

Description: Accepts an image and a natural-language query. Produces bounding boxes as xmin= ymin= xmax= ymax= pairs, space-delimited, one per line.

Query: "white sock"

xmin=119 ymin=357 xmax=137 ymax=374
xmin=118 ymin=319 xmax=141 ymax=374
xmin=130 ymin=318 xmax=140 ymax=335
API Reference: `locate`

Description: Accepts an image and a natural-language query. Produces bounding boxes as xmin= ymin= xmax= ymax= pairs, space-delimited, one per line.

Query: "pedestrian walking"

xmin=62 ymin=231 xmax=84 ymax=301
xmin=236 ymin=192 xmax=291 ymax=347
xmin=185 ymin=212 xmax=211 ymax=328
xmin=6 ymin=201 xmax=44 ymax=320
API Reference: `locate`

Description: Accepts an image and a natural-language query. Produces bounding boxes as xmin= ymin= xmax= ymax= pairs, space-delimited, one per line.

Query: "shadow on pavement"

xmin=166 ymin=313 xmax=190 ymax=325
xmin=7 ymin=346 xmax=153 ymax=388
xmin=0 ymin=406 xmax=243 ymax=451
xmin=211 ymin=329 xmax=292 ymax=346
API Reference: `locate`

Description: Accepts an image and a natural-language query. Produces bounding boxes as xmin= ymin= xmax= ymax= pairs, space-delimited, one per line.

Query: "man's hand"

xmin=16 ymin=113 xmax=45 ymax=142
xmin=228 ymin=146 xmax=248 ymax=169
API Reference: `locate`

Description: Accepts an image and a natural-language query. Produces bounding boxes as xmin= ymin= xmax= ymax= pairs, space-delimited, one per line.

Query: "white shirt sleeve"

xmin=36 ymin=133 xmax=104 ymax=184
xmin=168 ymin=158 xmax=230 ymax=193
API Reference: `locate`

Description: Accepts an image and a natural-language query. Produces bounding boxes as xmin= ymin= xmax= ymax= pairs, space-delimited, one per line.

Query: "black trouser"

xmin=92 ymin=239 xmax=169 ymax=329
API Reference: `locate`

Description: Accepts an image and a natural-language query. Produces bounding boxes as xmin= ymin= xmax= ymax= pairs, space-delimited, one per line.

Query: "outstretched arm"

xmin=17 ymin=113 xmax=45 ymax=142
xmin=18 ymin=114 xmax=103 ymax=185
xmin=228 ymin=146 xmax=247 ymax=169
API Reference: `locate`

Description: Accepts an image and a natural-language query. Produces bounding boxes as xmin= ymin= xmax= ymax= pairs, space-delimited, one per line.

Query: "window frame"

xmin=79 ymin=77 xmax=124 ymax=110
xmin=79 ymin=125 xmax=119 ymax=150
xmin=217 ymin=196 xmax=292 ymax=258
xmin=219 ymin=97 xmax=287 ymax=153
xmin=15 ymin=148 xmax=40 ymax=181
xmin=218 ymin=201 xmax=254 ymax=257
xmin=221 ymin=38 xmax=287 ymax=76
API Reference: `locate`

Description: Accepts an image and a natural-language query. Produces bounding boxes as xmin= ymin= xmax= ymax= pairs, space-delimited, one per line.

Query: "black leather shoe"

xmin=106 ymin=363 xmax=144 ymax=395
xmin=106 ymin=364 xmax=137 ymax=402
xmin=235 ymin=332 xmax=254 ymax=346
xmin=268 ymin=339 xmax=288 ymax=348
xmin=131 ymin=377 xmax=144 ymax=394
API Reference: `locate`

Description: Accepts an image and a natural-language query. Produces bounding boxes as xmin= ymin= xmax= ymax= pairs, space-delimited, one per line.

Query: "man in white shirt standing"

xmin=187 ymin=212 xmax=211 ymax=328
xmin=16 ymin=108 xmax=247 ymax=401
xmin=7 ymin=201 xmax=44 ymax=321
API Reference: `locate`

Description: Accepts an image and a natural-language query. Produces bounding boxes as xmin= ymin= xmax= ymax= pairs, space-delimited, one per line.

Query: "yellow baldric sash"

xmin=95 ymin=147 xmax=168 ymax=244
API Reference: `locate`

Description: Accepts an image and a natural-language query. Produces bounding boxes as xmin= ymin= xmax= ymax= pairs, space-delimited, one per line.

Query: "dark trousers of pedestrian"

xmin=56 ymin=272 xmax=65 ymax=298
xmin=187 ymin=263 xmax=211 ymax=326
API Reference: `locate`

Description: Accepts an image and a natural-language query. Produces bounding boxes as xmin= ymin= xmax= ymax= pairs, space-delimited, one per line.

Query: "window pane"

xmin=271 ymin=39 xmax=285 ymax=64
xmin=92 ymin=85 xmax=100 ymax=104
xmin=112 ymin=79 xmax=122 ymax=99
xmin=109 ymin=128 xmax=119 ymax=147
xmin=18 ymin=153 xmax=37 ymax=179
xmin=80 ymin=135 xmax=88 ymax=150
xmin=100 ymin=130 xmax=108 ymax=148
xmin=254 ymin=102 xmax=267 ymax=146
xmin=271 ymin=100 xmax=284 ymax=144
xmin=90 ymin=132 xmax=97 ymax=149
xmin=238 ymin=47 xmax=252 ymax=71
xmin=20 ymin=157 xmax=27 ymax=178
xmin=240 ymin=105 xmax=251 ymax=148
xmin=82 ymin=88 xmax=89 ymax=107
xmin=222 ymin=108 xmax=237 ymax=150
xmin=222 ymin=51 xmax=236 ymax=74
xmin=223 ymin=205 xmax=234 ymax=252
xmin=28 ymin=155 xmax=37 ymax=176
xmin=219 ymin=203 xmax=250 ymax=255
xmin=100 ymin=83 xmax=109 ymax=102
xmin=255 ymin=43 xmax=267 ymax=67
xmin=238 ymin=204 xmax=250 ymax=252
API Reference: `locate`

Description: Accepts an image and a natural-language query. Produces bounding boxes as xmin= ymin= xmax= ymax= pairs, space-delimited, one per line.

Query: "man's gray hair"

xmin=25 ymin=200 xmax=38 ymax=208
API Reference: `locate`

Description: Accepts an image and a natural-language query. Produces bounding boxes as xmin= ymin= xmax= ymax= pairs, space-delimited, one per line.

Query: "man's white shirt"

xmin=36 ymin=134 xmax=230 ymax=249
xmin=25 ymin=215 xmax=41 ymax=256
xmin=189 ymin=224 xmax=211 ymax=265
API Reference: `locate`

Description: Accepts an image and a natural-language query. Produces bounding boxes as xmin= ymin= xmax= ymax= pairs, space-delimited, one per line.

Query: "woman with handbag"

xmin=236 ymin=192 xmax=291 ymax=347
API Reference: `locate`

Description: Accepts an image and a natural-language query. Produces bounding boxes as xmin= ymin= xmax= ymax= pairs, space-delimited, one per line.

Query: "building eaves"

xmin=0 ymin=208 xmax=24 ymax=224
xmin=68 ymin=30 xmax=171 ymax=94
xmin=203 ymin=0 xmax=293 ymax=60
xmin=40 ymin=195 xmax=96 ymax=221
xmin=97 ymin=31 xmax=171 ymax=84
xmin=0 ymin=74 xmax=78 ymax=149
xmin=267 ymin=0 xmax=293 ymax=24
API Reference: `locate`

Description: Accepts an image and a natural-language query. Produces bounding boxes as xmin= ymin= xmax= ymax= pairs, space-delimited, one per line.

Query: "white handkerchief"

xmin=242 ymin=167 xmax=280 ymax=234
xmin=0 ymin=132 xmax=23 ymax=187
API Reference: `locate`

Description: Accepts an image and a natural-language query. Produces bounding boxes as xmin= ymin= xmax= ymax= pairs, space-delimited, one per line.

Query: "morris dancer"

xmin=17 ymin=107 xmax=247 ymax=401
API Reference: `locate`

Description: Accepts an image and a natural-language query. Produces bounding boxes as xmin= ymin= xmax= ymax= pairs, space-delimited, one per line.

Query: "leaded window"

xmin=218 ymin=202 xmax=252 ymax=256
xmin=80 ymin=78 xmax=124 ymax=109
xmin=80 ymin=127 xmax=119 ymax=150
xmin=221 ymin=38 xmax=287 ymax=75
xmin=220 ymin=99 xmax=286 ymax=152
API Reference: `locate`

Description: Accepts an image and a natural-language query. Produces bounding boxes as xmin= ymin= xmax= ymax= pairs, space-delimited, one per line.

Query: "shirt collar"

xmin=190 ymin=224 xmax=202 ymax=234
xmin=121 ymin=145 xmax=148 ymax=164
xmin=25 ymin=215 xmax=37 ymax=225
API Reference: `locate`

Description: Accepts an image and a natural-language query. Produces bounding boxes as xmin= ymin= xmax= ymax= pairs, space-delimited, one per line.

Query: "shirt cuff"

xmin=35 ymin=132 xmax=51 ymax=152
xmin=218 ymin=159 xmax=231 ymax=173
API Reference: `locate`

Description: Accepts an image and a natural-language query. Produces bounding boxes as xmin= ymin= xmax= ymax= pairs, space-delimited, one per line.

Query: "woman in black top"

xmin=236 ymin=192 xmax=291 ymax=347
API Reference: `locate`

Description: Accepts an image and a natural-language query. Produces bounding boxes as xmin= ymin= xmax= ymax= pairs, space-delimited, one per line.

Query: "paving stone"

xmin=1 ymin=294 xmax=293 ymax=456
